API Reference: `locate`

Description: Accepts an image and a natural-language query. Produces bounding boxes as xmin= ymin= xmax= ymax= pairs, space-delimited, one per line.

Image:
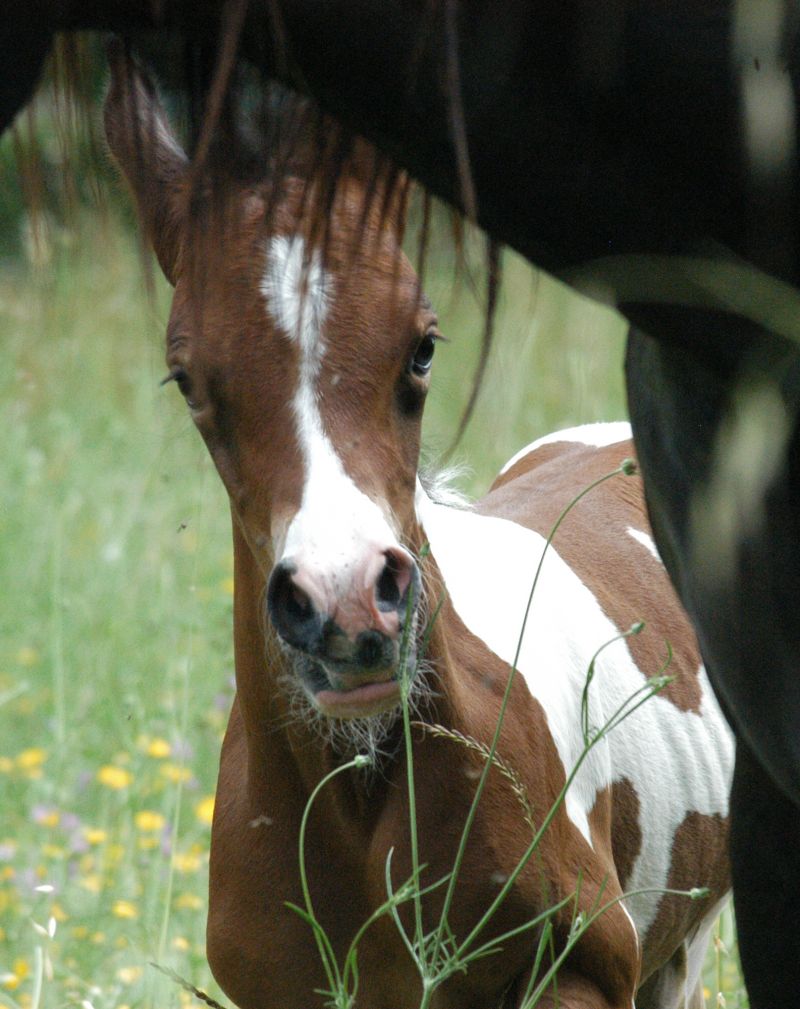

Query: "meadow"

xmin=0 ymin=105 xmax=743 ymax=1007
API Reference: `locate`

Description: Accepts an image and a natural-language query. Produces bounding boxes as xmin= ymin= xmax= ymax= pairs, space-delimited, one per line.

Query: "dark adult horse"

xmin=4 ymin=4 xmax=800 ymax=1005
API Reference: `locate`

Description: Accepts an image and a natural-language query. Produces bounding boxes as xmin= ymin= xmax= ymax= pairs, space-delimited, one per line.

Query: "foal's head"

xmin=105 ymin=51 xmax=440 ymax=725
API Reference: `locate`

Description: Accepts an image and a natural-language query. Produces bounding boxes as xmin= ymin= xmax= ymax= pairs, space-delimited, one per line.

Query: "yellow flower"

xmin=105 ymin=843 xmax=125 ymax=866
xmin=220 ymin=576 xmax=235 ymax=596
xmin=16 ymin=748 xmax=46 ymax=770
xmin=172 ymin=850 xmax=202 ymax=874
xmin=112 ymin=900 xmax=138 ymax=920
xmin=16 ymin=646 xmax=40 ymax=667
xmin=70 ymin=925 xmax=89 ymax=939
xmin=83 ymin=828 xmax=107 ymax=846
xmin=116 ymin=965 xmax=143 ymax=985
xmin=134 ymin=810 xmax=165 ymax=832
xmin=174 ymin=893 xmax=203 ymax=911
xmin=146 ymin=738 xmax=171 ymax=759
xmin=137 ymin=835 xmax=159 ymax=851
xmin=80 ymin=874 xmax=102 ymax=894
xmin=97 ymin=765 xmax=133 ymax=789
xmin=51 ymin=903 xmax=68 ymax=922
xmin=38 ymin=809 xmax=60 ymax=828
xmin=195 ymin=795 xmax=215 ymax=826
xmin=0 ymin=757 xmax=13 ymax=773
xmin=172 ymin=936 xmax=190 ymax=952
xmin=160 ymin=763 xmax=191 ymax=784
xmin=2 ymin=958 xmax=29 ymax=990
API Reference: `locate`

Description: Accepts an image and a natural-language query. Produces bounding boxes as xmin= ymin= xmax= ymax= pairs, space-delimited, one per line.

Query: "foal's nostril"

xmin=376 ymin=561 xmax=401 ymax=609
xmin=375 ymin=548 xmax=419 ymax=614
xmin=267 ymin=560 xmax=321 ymax=650
xmin=287 ymin=584 xmax=312 ymax=620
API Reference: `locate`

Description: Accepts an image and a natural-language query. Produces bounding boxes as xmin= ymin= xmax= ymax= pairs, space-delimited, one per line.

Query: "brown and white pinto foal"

xmin=105 ymin=54 xmax=733 ymax=1009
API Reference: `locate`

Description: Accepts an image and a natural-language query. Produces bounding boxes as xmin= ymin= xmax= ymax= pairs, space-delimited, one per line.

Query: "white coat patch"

xmin=627 ymin=526 xmax=661 ymax=563
xmin=415 ymin=467 xmax=733 ymax=940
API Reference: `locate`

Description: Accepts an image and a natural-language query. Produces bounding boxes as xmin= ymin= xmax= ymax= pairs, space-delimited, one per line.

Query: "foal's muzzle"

xmin=266 ymin=548 xmax=421 ymax=718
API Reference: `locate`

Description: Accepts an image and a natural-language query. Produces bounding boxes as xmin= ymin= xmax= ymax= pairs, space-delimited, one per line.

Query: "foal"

xmin=105 ymin=51 xmax=733 ymax=1009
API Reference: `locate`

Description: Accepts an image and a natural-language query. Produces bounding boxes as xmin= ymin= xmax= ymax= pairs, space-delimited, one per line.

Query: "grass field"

xmin=0 ymin=186 xmax=744 ymax=1008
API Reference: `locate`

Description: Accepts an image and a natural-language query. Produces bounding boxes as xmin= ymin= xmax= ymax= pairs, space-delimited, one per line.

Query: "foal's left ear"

xmin=104 ymin=40 xmax=188 ymax=285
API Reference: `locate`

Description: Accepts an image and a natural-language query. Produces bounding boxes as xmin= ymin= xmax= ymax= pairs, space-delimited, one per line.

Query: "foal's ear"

xmin=104 ymin=40 xmax=188 ymax=285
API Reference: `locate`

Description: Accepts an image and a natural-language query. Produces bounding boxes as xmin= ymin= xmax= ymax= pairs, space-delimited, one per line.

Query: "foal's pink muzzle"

xmin=266 ymin=545 xmax=420 ymax=718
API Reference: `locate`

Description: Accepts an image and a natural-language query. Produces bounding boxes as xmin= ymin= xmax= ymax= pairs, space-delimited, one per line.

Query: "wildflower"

xmin=16 ymin=646 xmax=39 ymax=666
xmin=220 ymin=576 xmax=234 ymax=596
xmin=105 ymin=843 xmax=125 ymax=866
xmin=174 ymin=893 xmax=203 ymax=910
xmin=0 ymin=757 xmax=12 ymax=773
xmin=145 ymin=738 xmax=171 ymax=759
xmin=32 ymin=806 xmax=59 ymax=828
xmin=82 ymin=828 xmax=107 ymax=846
xmin=134 ymin=810 xmax=165 ymax=832
xmin=112 ymin=900 xmax=138 ymax=920
xmin=97 ymin=766 xmax=132 ymax=790
xmin=116 ymin=966 xmax=143 ymax=985
xmin=172 ymin=850 xmax=202 ymax=874
xmin=16 ymin=748 xmax=47 ymax=771
xmin=172 ymin=936 xmax=190 ymax=952
xmin=195 ymin=796 xmax=215 ymax=826
xmin=2 ymin=959 xmax=29 ymax=991
xmin=80 ymin=874 xmax=102 ymax=894
xmin=0 ymin=841 xmax=17 ymax=861
xmin=160 ymin=764 xmax=191 ymax=784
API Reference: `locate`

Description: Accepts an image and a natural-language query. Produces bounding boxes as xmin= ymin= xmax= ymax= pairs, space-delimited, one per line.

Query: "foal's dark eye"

xmin=162 ymin=368 xmax=193 ymax=403
xmin=410 ymin=332 xmax=436 ymax=377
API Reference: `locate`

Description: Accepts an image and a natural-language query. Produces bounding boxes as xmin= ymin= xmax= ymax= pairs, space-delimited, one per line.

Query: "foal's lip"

xmin=313 ymin=678 xmax=401 ymax=719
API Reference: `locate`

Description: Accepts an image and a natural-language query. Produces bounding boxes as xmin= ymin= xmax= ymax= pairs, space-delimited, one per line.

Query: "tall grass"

xmin=0 ymin=189 xmax=742 ymax=1007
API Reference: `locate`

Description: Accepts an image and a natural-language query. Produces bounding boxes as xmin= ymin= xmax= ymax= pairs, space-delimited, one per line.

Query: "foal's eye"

xmin=162 ymin=368 xmax=193 ymax=403
xmin=410 ymin=332 xmax=436 ymax=377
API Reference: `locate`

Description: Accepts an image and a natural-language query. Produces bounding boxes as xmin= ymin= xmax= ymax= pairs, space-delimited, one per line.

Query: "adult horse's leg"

xmin=625 ymin=307 xmax=800 ymax=1005
xmin=730 ymin=737 xmax=800 ymax=1005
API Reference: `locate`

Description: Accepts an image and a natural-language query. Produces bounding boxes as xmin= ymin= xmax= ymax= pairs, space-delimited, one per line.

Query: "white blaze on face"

xmin=260 ymin=235 xmax=401 ymax=622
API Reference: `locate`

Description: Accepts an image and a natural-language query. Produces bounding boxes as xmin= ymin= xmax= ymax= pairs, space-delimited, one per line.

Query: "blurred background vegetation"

xmin=0 ymin=37 xmax=742 ymax=1009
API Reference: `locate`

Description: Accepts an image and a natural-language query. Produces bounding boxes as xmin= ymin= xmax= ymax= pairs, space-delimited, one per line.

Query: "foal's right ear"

xmin=104 ymin=39 xmax=188 ymax=285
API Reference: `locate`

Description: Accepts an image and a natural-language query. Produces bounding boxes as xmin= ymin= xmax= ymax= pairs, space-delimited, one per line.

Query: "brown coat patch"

xmin=639 ymin=811 xmax=730 ymax=981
